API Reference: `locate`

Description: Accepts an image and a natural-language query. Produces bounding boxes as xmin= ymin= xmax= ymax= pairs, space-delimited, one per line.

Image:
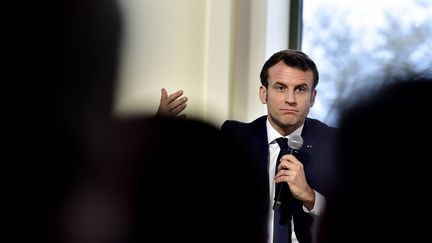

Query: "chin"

xmin=281 ymin=116 xmax=298 ymax=125
xmin=282 ymin=121 xmax=297 ymax=128
xmin=274 ymin=117 xmax=298 ymax=129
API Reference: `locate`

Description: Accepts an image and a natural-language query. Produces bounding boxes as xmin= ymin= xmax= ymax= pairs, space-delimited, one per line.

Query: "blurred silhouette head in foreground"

xmin=315 ymin=73 xmax=432 ymax=243
xmin=50 ymin=117 xmax=267 ymax=243
xmin=47 ymin=0 xmax=267 ymax=242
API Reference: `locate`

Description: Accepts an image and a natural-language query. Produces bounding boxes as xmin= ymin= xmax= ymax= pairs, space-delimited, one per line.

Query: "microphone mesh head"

xmin=288 ymin=134 xmax=303 ymax=150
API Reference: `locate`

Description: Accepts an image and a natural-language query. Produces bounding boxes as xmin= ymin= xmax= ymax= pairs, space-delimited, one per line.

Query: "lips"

xmin=280 ymin=109 xmax=298 ymax=114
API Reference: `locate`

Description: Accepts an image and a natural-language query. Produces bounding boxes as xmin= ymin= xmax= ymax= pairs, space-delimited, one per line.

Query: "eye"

xmin=295 ymin=86 xmax=307 ymax=93
xmin=274 ymin=84 xmax=286 ymax=92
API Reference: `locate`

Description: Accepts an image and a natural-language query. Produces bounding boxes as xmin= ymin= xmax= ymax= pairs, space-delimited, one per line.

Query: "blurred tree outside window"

xmin=302 ymin=0 xmax=432 ymax=126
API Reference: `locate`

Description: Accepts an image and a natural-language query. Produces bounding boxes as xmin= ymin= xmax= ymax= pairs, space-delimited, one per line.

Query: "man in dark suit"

xmin=221 ymin=50 xmax=337 ymax=243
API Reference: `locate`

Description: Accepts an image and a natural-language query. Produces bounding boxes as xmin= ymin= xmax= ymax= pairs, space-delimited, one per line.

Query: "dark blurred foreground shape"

xmin=315 ymin=74 xmax=432 ymax=243
xmin=46 ymin=0 xmax=267 ymax=242
xmin=49 ymin=116 xmax=268 ymax=243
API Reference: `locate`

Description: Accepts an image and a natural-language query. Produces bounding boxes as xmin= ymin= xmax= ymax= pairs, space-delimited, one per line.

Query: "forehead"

xmin=268 ymin=61 xmax=314 ymax=86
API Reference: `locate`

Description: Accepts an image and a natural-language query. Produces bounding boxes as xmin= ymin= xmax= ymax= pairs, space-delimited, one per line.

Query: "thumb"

xmin=160 ymin=88 xmax=168 ymax=102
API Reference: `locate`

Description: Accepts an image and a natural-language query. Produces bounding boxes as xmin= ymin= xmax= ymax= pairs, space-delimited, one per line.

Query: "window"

xmin=302 ymin=0 xmax=432 ymax=126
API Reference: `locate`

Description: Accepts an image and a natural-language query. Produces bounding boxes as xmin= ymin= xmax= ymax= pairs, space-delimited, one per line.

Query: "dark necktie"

xmin=273 ymin=137 xmax=292 ymax=243
xmin=275 ymin=137 xmax=289 ymax=174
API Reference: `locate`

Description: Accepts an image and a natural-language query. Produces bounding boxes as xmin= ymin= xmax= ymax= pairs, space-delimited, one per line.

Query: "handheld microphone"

xmin=288 ymin=134 xmax=304 ymax=151
xmin=273 ymin=134 xmax=304 ymax=211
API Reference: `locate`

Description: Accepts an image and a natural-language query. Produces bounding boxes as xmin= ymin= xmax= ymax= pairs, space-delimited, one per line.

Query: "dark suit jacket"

xmin=221 ymin=115 xmax=337 ymax=243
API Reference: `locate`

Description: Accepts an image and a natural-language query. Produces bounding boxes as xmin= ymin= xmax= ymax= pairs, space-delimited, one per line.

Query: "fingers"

xmin=277 ymin=154 xmax=301 ymax=171
xmin=169 ymin=100 xmax=187 ymax=116
xmin=275 ymin=169 xmax=294 ymax=179
xmin=166 ymin=89 xmax=187 ymax=115
xmin=160 ymin=88 xmax=168 ymax=103
xmin=156 ymin=88 xmax=188 ymax=117
xmin=168 ymin=96 xmax=188 ymax=110
xmin=167 ymin=90 xmax=184 ymax=104
xmin=275 ymin=155 xmax=303 ymax=181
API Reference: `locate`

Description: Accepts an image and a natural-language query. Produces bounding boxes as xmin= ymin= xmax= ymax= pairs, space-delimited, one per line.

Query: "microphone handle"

xmin=273 ymin=148 xmax=295 ymax=211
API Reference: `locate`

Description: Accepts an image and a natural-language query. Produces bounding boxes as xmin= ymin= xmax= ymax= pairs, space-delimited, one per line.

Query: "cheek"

xmin=267 ymin=94 xmax=281 ymax=104
xmin=298 ymin=96 xmax=313 ymax=109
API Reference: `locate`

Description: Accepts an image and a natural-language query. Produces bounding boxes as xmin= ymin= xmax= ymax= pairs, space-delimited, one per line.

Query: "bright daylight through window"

xmin=303 ymin=0 xmax=432 ymax=126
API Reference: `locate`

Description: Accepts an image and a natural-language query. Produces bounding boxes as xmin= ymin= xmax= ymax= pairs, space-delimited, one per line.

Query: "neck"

xmin=269 ymin=117 xmax=304 ymax=136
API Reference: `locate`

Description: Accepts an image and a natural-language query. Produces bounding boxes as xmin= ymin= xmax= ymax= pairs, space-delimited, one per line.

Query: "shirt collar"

xmin=266 ymin=118 xmax=304 ymax=145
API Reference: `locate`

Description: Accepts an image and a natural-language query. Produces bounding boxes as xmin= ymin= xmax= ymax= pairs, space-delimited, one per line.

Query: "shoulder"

xmin=221 ymin=115 xmax=267 ymax=131
xmin=305 ymin=117 xmax=337 ymax=132
xmin=220 ymin=116 xmax=268 ymax=142
xmin=303 ymin=117 xmax=338 ymax=140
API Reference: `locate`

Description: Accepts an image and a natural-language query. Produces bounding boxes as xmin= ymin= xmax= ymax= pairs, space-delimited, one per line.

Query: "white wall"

xmin=114 ymin=0 xmax=289 ymax=127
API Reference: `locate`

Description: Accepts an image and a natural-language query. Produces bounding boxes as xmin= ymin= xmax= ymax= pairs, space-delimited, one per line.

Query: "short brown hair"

xmin=260 ymin=49 xmax=319 ymax=89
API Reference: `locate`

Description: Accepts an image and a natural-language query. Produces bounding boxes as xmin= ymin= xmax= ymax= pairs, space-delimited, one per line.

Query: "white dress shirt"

xmin=266 ymin=119 xmax=326 ymax=243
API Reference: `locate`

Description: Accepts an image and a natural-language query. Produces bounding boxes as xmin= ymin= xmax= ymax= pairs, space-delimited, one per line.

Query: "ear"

xmin=310 ymin=89 xmax=317 ymax=107
xmin=259 ymin=85 xmax=267 ymax=104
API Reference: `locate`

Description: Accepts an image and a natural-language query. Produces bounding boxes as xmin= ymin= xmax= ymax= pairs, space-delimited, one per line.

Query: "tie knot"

xmin=275 ymin=137 xmax=288 ymax=150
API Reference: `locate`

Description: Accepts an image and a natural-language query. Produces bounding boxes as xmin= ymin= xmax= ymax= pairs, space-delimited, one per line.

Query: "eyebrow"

xmin=296 ymin=83 xmax=309 ymax=89
xmin=272 ymin=82 xmax=287 ymax=87
xmin=273 ymin=82 xmax=310 ymax=88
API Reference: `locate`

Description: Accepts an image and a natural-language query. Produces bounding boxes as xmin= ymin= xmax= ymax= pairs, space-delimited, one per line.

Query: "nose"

xmin=284 ymin=90 xmax=296 ymax=105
